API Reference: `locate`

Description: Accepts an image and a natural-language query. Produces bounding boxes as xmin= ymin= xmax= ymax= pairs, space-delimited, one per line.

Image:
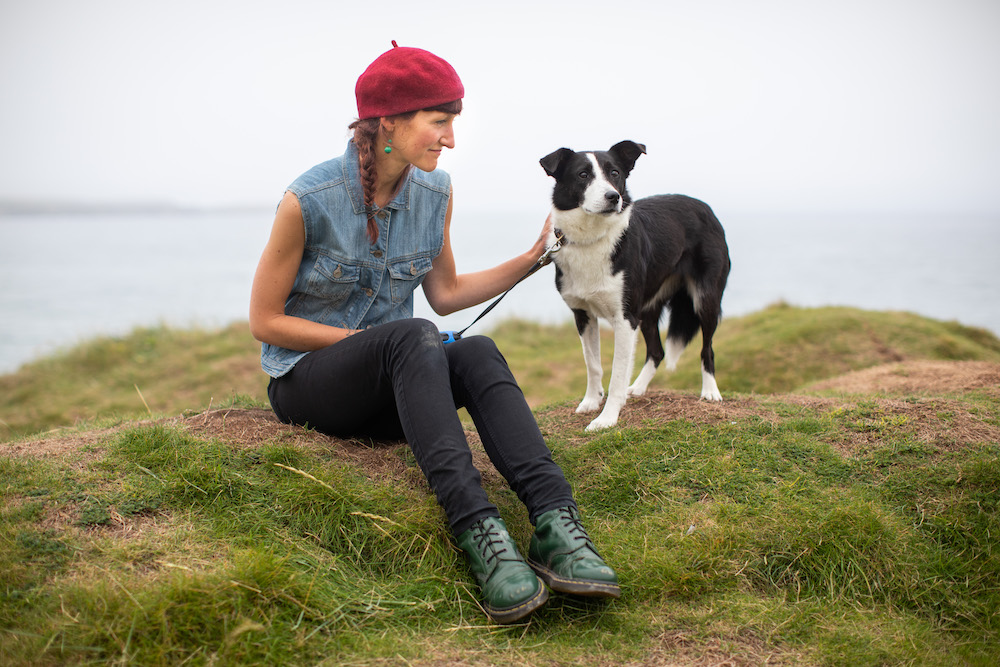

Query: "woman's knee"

xmin=447 ymin=335 xmax=509 ymax=377
xmin=372 ymin=319 xmax=447 ymax=374
xmin=369 ymin=318 xmax=441 ymax=352
xmin=379 ymin=317 xmax=438 ymax=339
xmin=454 ymin=332 xmax=499 ymax=354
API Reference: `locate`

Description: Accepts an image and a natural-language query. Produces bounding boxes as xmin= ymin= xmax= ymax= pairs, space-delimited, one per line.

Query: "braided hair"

xmin=347 ymin=117 xmax=383 ymax=243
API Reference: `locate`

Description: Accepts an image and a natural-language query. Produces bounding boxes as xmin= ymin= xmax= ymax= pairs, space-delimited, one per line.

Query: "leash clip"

xmin=538 ymin=234 xmax=564 ymax=267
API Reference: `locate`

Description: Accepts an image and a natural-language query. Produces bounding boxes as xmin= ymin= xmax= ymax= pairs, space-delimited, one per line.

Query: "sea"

xmin=1 ymin=208 xmax=998 ymax=375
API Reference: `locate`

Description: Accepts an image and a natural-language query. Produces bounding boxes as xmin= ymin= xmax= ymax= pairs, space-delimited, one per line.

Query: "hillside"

xmin=2 ymin=306 xmax=999 ymax=665
xmin=12 ymin=361 xmax=997 ymax=481
xmin=3 ymin=303 xmax=999 ymax=441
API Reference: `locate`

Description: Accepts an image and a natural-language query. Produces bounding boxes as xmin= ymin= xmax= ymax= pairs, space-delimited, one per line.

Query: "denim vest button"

xmin=372 ymin=250 xmax=383 ymax=258
xmin=365 ymin=288 xmax=374 ymax=297
xmin=333 ymin=265 xmax=343 ymax=279
xmin=410 ymin=262 xmax=418 ymax=275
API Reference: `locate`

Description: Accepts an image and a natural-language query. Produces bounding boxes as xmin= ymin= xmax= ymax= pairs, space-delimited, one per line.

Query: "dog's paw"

xmin=700 ymin=373 xmax=723 ymax=402
xmin=700 ymin=388 xmax=723 ymax=402
xmin=576 ymin=397 xmax=603 ymax=413
xmin=585 ymin=414 xmax=618 ymax=432
xmin=626 ymin=384 xmax=647 ymax=397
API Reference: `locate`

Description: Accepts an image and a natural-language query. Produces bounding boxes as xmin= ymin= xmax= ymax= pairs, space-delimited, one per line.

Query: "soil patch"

xmin=2 ymin=426 xmax=117 ymax=471
xmin=805 ymin=360 xmax=1000 ymax=396
xmin=171 ymin=407 xmax=506 ymax=491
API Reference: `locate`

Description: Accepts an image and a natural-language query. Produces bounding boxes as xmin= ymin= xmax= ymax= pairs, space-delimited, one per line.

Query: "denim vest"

xmin=261 ymin=141 xmax=450 ymax=377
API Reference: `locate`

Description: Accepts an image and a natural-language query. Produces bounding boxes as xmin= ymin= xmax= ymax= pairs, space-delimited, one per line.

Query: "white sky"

xmin=1 ymin=0 xmax=998 ymax=216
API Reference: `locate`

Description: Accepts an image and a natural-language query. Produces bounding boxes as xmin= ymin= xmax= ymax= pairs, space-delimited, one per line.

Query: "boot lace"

xmin=556 ymin=507 xmax=596 ymax=553
xmin=471 ymin=519 xmax=510 ymax=565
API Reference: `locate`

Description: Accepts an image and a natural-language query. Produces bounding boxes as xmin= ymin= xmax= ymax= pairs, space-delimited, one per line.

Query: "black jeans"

xmin=267 ymin=318 xmax=575 ymax=537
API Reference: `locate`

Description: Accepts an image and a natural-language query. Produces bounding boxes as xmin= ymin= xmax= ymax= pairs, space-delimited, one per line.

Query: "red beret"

xmin=355 ymin=41 xmax=464 ymax=119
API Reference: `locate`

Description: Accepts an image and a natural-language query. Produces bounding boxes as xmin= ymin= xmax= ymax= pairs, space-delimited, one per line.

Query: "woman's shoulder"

xmin=410 ymin=165 xmax=451 ymax=195
xmin=288 ymin=152 xmax=349 ymax=195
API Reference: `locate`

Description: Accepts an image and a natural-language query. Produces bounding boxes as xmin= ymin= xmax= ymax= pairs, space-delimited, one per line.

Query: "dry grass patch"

xmin=806 ymin=360 xmax=1000 ymax=396
xmin=633 ymin=628 xmax=796 ymax=667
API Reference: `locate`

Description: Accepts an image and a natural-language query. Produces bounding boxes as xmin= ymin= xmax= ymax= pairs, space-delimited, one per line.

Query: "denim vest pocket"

xmin=388 ymin=256 xmax=433 ymax=305
xmin=306 ymin=255 xmax=360 ymax=308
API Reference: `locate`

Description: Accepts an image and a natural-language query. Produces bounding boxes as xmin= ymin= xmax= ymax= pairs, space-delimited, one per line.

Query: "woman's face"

xmin=390 ymin=110 xmax=457 ymax=172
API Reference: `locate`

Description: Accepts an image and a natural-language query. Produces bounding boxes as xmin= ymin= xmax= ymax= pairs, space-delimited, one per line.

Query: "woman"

xmin=249 ymin=42 xmax=618 ymax=624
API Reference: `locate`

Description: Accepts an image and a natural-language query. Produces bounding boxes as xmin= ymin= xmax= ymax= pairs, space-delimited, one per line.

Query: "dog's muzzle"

xmin=601 ymin=190 xmax=623 ymax=213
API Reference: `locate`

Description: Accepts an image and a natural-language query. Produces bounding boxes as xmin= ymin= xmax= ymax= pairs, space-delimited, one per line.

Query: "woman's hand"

xmin=528 ymin=213 xmax=564 ymax=268
xmin=533 ymin=213 xmax=555 ymax=261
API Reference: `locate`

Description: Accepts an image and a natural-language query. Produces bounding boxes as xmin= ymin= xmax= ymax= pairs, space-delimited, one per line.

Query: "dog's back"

xmin=623 ymin=195 xmax=730 ymax=323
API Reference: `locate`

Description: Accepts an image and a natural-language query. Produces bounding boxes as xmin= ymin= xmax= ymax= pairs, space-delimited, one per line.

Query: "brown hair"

xmin=348 ymin=99 xmax=463 ymax=243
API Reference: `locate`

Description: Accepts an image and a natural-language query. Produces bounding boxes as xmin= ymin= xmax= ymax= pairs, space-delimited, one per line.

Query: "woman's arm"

xmin=249 ymin=191 xmax=359 ymax=350
xmin=421 ymin=192 xmax=552 ymax=316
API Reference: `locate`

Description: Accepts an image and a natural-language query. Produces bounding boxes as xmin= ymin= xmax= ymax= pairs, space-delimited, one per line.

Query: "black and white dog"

xmin=540 ymin=140 xmax=731 ymax=431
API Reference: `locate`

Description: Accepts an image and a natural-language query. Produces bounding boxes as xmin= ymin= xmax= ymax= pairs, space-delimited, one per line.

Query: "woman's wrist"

xmin=530 ymin=233 xmax=549 ymax=262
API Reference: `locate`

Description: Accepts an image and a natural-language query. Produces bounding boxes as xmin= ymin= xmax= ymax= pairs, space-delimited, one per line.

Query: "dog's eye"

xmin=610 ymin=169 xmax=620 ymax=178
xmin=578 ymin=171 xmax=589 ymax=179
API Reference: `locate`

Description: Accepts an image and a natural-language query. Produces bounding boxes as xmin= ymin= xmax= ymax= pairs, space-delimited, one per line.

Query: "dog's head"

xmin=540 ymin=140 xmax=646 ymax=215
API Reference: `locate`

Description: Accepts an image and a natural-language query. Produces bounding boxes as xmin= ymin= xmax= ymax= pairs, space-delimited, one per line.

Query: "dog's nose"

xmin=605 ymin=191 xmax=620 ymax=203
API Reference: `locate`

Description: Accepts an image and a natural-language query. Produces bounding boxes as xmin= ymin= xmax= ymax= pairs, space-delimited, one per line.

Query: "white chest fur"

xmin=551 ymin=208 xmax=630 ymax=323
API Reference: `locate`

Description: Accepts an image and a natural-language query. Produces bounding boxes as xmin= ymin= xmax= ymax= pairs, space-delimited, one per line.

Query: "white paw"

xmin=585 ymin=405 xmax=621 ymax=431
xmin=701 ymin=370 xmax=722 ymax=402
xmin=585 ymin=414 xmax=618 ymax=431
xmin=701 ymin=388 xmax=723 ymax=402
xmin=627 ymin=383 xmax=646 ymax=397
xmin=576 ymin=396 xmax=603 ymax=413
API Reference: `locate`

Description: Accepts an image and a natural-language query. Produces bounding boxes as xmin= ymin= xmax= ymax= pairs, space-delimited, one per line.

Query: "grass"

xmin=4 ymin=303 xmax=998 ymax=440
xmin=0 ymin=321 xmax=269 ymax=439
xmin=1 ymin=304 xmax=999 ymax=664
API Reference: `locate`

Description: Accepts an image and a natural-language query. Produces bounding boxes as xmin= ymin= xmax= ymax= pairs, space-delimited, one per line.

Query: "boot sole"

xmin=484 ymin=578 xmax=549 ymax=624
xmin=527 ymin=558 xmax=621 ymax=598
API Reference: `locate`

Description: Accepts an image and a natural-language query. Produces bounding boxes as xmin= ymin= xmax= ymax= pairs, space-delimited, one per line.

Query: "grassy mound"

xmin=2 ymin=305 xmax=998 ymax=664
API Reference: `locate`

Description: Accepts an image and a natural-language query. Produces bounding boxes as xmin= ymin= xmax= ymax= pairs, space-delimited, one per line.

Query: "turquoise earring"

xmin=384 ymin=139 xmax=392 ymax=154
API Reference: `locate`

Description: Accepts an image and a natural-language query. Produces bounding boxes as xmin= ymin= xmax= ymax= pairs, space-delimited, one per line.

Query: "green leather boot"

xmin=456 ymin=516 xmax=548 ymax=623
xmin=527 ymin=506 xmax=620 ymax=598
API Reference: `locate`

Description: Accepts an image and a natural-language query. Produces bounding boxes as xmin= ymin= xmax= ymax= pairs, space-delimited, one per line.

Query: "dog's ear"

xmin=540 ymin=148 xmax=575 ymax=178
xmin=608 ymin=141 xmax=647 ymax=175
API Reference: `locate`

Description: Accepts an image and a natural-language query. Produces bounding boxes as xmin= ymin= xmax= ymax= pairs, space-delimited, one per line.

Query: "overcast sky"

xmin=2 ymin=0 xmax=998 ymax=217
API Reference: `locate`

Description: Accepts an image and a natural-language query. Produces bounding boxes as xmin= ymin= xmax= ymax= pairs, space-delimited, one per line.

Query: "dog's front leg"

xmin=575 ymin=314 xmax=604 ymax=414
xmin=586 ymin=320 xmax=638 ymax=431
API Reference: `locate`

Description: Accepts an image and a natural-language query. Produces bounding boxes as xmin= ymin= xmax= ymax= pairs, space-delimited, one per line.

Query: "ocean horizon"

xmin=1 ymin=207 xmax=998 ymax=374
